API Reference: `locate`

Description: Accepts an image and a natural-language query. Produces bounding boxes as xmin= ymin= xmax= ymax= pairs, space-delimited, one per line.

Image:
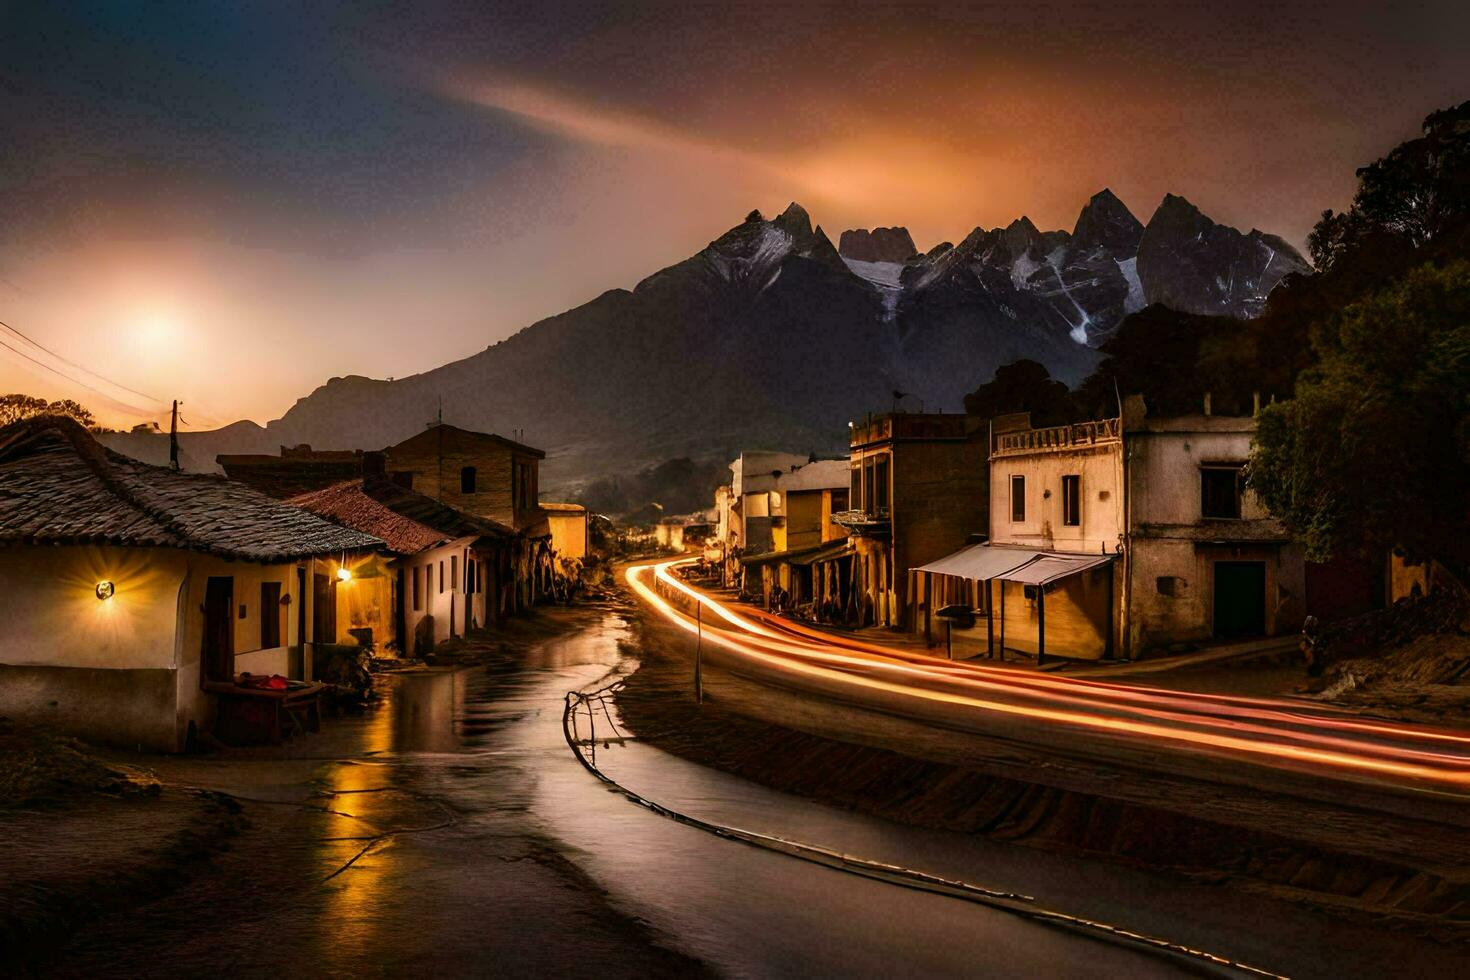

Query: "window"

xmin=260 ymin=582 xmax=282 ymax=647
xmin=1061 ymin=475 xmax=1081 ymax=527
xmin=460 ymin=466 xmax=477 ymax=493
xmin=413 ymin=566 xmax=422 ymax=611
xmin=874 ymin=456 xmax=889 ymax=512
xmin=391 ymin=470 xmax=414 ymax=489
xmin=1010 ymin=475 xmax=1026 ymax=522
xmin=849 ymin=467 xmax=861 ymax=508
xmin=863 ymin=459 xmax=875 ymax=514
xmin=1201 ymin=466 xmax=1244 ymax=519
xmin=514 ymin=460 xmax=539 ymax=509
xmin=439 ymin=560 xmax=445 ymax=593
xmin=425 ymin=562 xmax=433 ymax=598
xmin=467 ymin=559 xmax=476 ymax=595
xmin=1156 ymin=575 xmax=1180 ymax=597
xmin=451 ymin=555 xmax=459 ymax=590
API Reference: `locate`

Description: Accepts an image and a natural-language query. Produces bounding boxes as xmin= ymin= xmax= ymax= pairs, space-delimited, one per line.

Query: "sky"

xmin=0 ymin=1 xmax=1466 ymax=429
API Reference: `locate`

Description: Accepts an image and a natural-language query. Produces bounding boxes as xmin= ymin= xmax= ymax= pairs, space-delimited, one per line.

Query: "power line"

xmin=0 ymin=316 xmax=161 ymax=404
xmin=0 ymin=333 xmax=159 ymax=414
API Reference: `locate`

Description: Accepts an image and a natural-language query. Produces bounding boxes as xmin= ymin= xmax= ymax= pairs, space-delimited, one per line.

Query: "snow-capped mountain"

xmin=840 ymin=188 xmax=1306 ymax=349
xmin=124 ymin=195 xmax=1307 ymax=492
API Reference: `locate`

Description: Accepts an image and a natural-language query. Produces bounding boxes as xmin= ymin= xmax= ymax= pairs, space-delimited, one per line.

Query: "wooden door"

xmin=313 ymin=572 xmax=337 ymax=644
xmin=202 ymin=576 xmax=235 ymax=683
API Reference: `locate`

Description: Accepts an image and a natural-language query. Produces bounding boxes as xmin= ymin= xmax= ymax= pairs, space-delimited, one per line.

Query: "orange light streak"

xmin=627 ymin=562 xmax=1470 ymax=792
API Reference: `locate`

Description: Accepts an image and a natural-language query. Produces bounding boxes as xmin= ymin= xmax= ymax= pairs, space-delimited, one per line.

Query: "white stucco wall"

xmin=401 ymin=537 xmax=483 ymax=652
xmin=1127 ymin=425 xmax=1267 ymax=525
xmin=990 ymin=445 xmax=1123 ymax=554
xmin=0 ymin=545 xmax=189 ymax=669
xmin=0 ymin=545 xmax=308 ymax=750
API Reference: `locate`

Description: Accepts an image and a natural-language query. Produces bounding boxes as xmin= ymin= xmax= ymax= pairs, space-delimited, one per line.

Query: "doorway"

xmin=1213 ymin=561 xmax=1266 ymax=638
xmin=202 ymin=576 xmax=235 ymax=683
xmin=313 ymin=572 xmax=337 ymax=644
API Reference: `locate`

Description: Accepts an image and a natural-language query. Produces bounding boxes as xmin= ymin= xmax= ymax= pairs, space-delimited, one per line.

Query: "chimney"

xmin=362 ymin=451 xmax=387 ymax=482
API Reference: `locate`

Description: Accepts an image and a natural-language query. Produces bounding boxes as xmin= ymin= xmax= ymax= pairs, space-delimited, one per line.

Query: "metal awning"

xmin=789 ymin=540 xmax=852 ymax=566
xmin=996 ymin=553 xmax=1114 ymax=586
xmin=911 ymin=544 xmax=1043 ymax=581
xmin=913 ymin=544 xmax=1114 ymax=585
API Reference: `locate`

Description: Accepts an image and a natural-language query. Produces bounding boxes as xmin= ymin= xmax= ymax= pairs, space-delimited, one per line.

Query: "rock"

xmin=1070 ymin=188 xmax=1144 ymax=256
xmin=839 ymin=226 xmax=918 ymax=263
xmin=1137 ymin=194 xmax=1310 ymax=318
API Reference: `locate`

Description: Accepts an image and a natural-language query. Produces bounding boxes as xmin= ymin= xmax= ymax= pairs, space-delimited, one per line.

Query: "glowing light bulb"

xmin=95 ymin=581 xmax=115 ymax=600
xmin=336 ymin=566 xmax=352 ymax=582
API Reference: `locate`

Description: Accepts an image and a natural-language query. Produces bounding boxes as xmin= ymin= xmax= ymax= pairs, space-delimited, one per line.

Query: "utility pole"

xmin=168 ymin=400 xmax=180 ymax=471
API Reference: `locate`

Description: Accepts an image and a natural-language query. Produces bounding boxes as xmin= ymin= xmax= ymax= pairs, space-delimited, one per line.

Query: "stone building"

xmin=380 ymin=424 xmax=545 ymax=529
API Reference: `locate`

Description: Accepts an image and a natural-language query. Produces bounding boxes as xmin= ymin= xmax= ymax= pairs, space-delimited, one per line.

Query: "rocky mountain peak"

xmin=773 ymin=202 xmax=814 ymax=238
xmin=998 ymin=216 xmax=1043 ymax=260
xmin=838 ymin=226 xmax=918 ymax=263
xmin=1138 ymin=193 xmax=1309 ymax=318
xmin=1071 ymin=188 xmax=1143 ymax=256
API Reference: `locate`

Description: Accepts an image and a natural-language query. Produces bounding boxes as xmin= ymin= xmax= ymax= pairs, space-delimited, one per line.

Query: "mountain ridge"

xmin=102 ymin=191 xmax=1309 ymax=493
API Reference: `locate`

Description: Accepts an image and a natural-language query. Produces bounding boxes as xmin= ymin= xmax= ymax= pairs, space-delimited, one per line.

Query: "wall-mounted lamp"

xmin=336 ymin=566 xmax=353 ymax=583
xmin=95 ymin=581 xmax=115 ymax=600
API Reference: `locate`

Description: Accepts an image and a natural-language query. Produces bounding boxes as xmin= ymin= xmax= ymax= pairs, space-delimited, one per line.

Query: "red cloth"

xmin=238 ymin=673 xmax=289 ymax=691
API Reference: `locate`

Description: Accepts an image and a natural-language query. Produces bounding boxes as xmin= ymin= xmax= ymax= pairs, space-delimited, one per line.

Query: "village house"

xmin=713 ymin=450 xmax=845 ymax=586
xmin=222 ymin=422 xmax=557 ymax=608
xmin=735 ymin=457 xmax=851 ymax=612
xmin=288 ymin=453 xmax=522 ymax=655
xmin=839 ymin=412 xmax=990 ymax=628
xmin=216 ymin=444 xmax=364 ymax=498
xmin=911 ymin=398 xmax=1310 ymax=662
xmin=540 ymin=501 xmax=589 ymax=570
xmin=0 ymin=417 xmax=383 ymax=751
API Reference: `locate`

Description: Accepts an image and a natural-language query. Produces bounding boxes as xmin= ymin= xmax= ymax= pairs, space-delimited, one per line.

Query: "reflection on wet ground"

xmin=29 ymin=607 xmax=1465 ymax=978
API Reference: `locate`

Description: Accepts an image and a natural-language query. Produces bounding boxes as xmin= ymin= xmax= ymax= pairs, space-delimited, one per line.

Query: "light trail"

xmin=652 ymin=559 xmax=1470 ymax=749
xmin=627 ymin=561 xmax=1470 ymax=794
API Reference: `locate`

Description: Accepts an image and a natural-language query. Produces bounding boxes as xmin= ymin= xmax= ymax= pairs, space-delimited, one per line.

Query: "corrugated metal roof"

xmin=997 ymin=553 xmax=1115 ymax=585
xmin=913 ymin=544 xmax=1114 ymax=585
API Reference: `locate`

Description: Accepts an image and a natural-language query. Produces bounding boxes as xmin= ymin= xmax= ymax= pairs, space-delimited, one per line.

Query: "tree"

xmin=962 ymin=359 xmax=1075 ymax=425
xmin=1309 ymin=101 xmax=1470 ymax=272
xmin=1248 ymin=261 xmax=1470 ymax=573
xmin=0 ymin=394 xmax=96 ymax=428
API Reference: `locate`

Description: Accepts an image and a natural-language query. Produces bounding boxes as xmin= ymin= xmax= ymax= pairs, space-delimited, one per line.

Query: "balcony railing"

xmin=994 ymin=418 xmax=1121 ymax=457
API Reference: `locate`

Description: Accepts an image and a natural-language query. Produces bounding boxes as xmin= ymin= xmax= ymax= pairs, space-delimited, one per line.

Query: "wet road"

xmin=627 ymin=561 xmax=1470 ymax=807
xmin=37 ymin=606 xmax=1468 ymax=978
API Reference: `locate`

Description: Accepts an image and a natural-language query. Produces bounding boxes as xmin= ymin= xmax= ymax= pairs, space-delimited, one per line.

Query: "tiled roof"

xmin=0 ymin=417 xmax=384 ymax=561
xmin=215 ymin=454 xmax=364 ymax=499
xmin=288 ymin=478 xmax=515 ymax=555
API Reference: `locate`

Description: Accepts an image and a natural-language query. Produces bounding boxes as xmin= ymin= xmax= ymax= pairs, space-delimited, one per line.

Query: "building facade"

xmin=0 ymin=418 xmax=383 ymax=751
xmin=927 ymin=401 xmax=1309 ymax=662
xmin=840 ymin=413 xmax=990 ymax=628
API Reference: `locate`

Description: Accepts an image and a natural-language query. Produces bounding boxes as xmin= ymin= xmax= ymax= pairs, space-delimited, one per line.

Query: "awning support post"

xmin=1037 ymin=587 xmax=1046 ymax=667
xmin=986 ymin=579 xmax=995 ymax=659
xmin=998 ymin=580 xmax=1006 ymax=662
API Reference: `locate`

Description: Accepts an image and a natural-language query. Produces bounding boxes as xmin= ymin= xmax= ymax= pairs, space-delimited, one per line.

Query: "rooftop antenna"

xmin=168 ymin=399 xmax=180 ymax=471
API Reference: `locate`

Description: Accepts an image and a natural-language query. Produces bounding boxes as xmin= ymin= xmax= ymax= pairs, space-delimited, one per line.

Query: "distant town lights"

xmin=95 ymin=580 xmax=115 ymax=600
